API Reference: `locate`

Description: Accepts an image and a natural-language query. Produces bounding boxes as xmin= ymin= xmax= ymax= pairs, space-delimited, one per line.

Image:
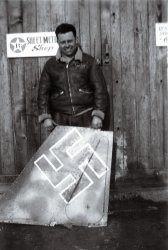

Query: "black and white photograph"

xmin=0 ymin=0 xmax=167 ymax=249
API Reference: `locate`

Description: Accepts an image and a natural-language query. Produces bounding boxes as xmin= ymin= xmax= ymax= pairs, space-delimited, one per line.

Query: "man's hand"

xmin=91 ymin=116 xmax=102 ymax=129
xmin=43 ymin=118 xmax=56 ymax=132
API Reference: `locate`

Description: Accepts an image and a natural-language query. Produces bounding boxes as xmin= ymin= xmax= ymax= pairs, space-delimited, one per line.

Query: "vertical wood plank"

xmin=134 ymin=0 xmax=150 ymax=170
xmin=161 ymin=0 xmax=168 ymax=171
xmin=22 ymin=0 xmax=40 ymax=160
xmin=8 ymin=0 xmax=27 ymax=174
xmin=0 ymin=0 xmax=15 ymax=174
xmin=100 ymin=2 xmax=113 ymax=190
xmin=100 ymin=0 xmax=111 ymax=64
xmin=36 ymin=0 xmax=52 ymax=68
xmin=89 ymin=0 xmax=101 ymax=59
xmin=50 ymin=0 xmax=66 ymax=30
xmin=36 ymin=0 xmax=52 ymax=143
xmin=165 ymin=0 xmax=168 ymax=170
xmin=79 ymin=0 xmax=90 ymax=54
xmin=100 ymin=0 xmax=113 ymax=132
xmin=36 ymin=0 xmax=52 ymax=74
xmin=120 ymin=0 xmax=136 ymax=170
xmin=65 ymin=0 xmax=80 ymax=37
xmin=110 ymin=0 xmax=125 ymax=178
xmin=148 ymin=0 xmax=165 ymax=171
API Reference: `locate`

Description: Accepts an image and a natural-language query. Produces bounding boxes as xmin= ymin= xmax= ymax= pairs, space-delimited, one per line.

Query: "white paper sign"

xmin=156 ymin=23 xmax=168 ymax=46
xmin=6 ymin=32 xmax=59 ymax=58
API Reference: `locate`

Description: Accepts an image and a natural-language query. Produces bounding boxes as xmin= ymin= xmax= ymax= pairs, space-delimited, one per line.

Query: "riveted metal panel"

xmin=0 ymin=126 xmax=113 ymax=227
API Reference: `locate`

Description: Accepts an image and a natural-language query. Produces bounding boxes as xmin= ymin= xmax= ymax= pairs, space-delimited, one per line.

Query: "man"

xmin=38 ymin=23 xmax=108 ymax=132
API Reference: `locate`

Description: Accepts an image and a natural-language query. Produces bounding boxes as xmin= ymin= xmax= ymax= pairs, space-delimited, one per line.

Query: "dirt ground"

xmin=0 ymin=199 xmax=167 ymax=250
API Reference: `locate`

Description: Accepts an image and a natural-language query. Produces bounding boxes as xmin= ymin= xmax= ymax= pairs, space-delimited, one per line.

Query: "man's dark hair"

xmin=55 ymin=23 xmax=76 ymax=38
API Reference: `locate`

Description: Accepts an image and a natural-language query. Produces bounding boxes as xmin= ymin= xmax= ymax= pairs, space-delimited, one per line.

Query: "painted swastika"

xmin=34 ymin=128 xmax=108 ymax=204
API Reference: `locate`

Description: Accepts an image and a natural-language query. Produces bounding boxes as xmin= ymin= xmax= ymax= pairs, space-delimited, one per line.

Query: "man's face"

xmin=57 ymin=31 xmax=77 ymax=57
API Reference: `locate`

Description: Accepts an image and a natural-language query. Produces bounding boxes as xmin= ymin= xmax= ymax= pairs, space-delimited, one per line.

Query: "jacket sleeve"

xmin=89 ymin=59 xmax=108 ymax=120
xmin=37 ymin=63 xmax=52 ymax=123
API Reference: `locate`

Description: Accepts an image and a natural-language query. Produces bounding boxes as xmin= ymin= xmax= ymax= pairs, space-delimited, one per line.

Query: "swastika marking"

xmin=34 ymin=128 xmax=108 ymax=203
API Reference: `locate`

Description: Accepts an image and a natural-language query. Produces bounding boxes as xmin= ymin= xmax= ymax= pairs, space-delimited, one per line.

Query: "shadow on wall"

xmin=113 ymin=161 xmax=168 ymax=189
xmin=109 ymin=141 xmax=117 ymax=190
xmin=102 ymin=91 xmax=111 ymax=131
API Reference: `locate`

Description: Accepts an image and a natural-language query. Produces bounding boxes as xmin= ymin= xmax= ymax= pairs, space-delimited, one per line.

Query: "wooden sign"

xmin=6 ymin=32 xmax=58 ymax=58
xmin=0 ymin=126 xmax=113 ymax=227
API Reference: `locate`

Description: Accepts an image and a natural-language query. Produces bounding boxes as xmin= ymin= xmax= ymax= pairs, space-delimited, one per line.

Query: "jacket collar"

xmin=56 ymin=46 xmax=82 ymax=63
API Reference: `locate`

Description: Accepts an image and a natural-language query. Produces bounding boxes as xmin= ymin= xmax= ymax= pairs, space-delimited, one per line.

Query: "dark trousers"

xmin=52 ymin=111 xmax=92 ymax=128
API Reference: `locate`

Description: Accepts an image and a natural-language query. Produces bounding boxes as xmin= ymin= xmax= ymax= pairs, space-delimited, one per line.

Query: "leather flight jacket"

xmin=38 ymin=49 xmax=108 ymax=123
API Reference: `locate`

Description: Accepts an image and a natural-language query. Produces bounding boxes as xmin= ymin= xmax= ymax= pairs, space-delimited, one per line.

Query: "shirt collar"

xmin=56 ymin=46 xmax=83 ymax=62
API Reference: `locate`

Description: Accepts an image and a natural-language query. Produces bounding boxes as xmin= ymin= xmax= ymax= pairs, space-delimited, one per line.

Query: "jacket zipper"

xmin=66 ymin=63 xmax=75 ymax=114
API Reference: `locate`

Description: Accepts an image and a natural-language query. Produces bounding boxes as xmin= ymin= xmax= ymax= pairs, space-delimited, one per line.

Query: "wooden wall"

xmin=0 ymin=0 xmax=167 ymax=186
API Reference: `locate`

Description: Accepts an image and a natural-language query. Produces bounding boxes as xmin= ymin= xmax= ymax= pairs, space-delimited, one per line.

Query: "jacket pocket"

xmin=78 ymin=88 xmax=93 ymax=94
xmin=51 ymin=91 xmax=64 ymax=99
